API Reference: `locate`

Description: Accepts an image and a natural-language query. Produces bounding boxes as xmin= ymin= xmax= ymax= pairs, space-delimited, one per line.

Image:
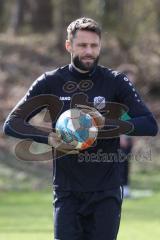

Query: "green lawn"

xmin=0 ymin=190 xmax=160 ymax=240
xmin=119 ymin=192 xmax=160 ymax=240
xmin=0 ymin=191 xmax=53 ymax=240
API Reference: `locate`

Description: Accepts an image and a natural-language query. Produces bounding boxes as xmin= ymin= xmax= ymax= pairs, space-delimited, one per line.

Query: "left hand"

xmin=48 ymin=132 xmax=79 ymax=154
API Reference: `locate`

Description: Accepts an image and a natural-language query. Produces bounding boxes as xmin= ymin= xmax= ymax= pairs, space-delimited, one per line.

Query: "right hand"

xmin=48 ymin=132 xmax=79 ymax=154
xmin=76 ymin=104 xmax=105 ymax=129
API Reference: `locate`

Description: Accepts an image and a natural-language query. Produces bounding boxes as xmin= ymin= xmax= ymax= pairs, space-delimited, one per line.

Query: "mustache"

xmin=82 ymin=55 xmax=95 ymax=59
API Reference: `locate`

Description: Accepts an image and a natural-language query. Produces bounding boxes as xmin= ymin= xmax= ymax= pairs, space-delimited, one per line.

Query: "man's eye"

xmin=78 ymin=44 xmax=86 ymax=47
xmin=92 ymin=44 xmax=98 ymax=48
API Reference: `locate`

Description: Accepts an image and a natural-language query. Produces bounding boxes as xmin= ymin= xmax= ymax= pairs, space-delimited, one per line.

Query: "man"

xmin=3 ymin=17 xmax=158 ymax=240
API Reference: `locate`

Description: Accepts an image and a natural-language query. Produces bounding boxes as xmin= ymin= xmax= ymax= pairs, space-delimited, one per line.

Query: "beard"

xmin=72 ymin=54 xmax=99 ymax=72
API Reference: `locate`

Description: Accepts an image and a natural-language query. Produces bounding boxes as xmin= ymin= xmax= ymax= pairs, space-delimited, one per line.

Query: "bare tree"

xmin=102 ymin=0 xmax=131 ymax=26
xmin=30 ymin=0 xmax=53 ymax=32
xmin=7 ymin=0 xmax=31 ymax=34
xmin=7 ymin=0 xmax=54 ymax=34
xmin=0 ymin=0 xmax=5 ymax=31
xmin=154 ymin=0 xmax=160 ymax=32
xmin=55 ymin=0 xmax=83 ymax=52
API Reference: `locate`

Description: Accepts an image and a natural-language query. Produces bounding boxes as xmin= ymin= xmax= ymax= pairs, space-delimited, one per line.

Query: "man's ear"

xmin=65 ymin=40 xmax=72 ymax=53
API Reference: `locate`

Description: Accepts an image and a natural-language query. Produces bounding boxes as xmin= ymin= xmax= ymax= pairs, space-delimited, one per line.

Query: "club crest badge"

xmin=94 ymin=96 xmax=106 ymax=110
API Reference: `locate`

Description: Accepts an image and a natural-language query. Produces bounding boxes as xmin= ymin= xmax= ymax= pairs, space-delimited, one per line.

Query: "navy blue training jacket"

xmin=3 ymin=64 xmax=158 ymax=191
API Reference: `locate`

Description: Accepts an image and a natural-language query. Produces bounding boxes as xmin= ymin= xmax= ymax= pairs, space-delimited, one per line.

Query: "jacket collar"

xmin=69 ymin=64 xmax=97 ymax=79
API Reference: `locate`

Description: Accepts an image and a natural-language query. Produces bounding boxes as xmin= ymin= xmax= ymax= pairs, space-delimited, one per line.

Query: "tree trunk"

xmin=102 ymin=0 xmax=130 ymax=25
xmin=154 ymin=0 xmax=160 ymax=32
xmin=0 ymin=0 xmax=5 ymax=31
xmin=7 ymin=0 xmax=27 ymax=34
xmin=30 ymin=0 xmax=53 ymax=32
xmin=55 ymin=0 xmax=83 ymax=52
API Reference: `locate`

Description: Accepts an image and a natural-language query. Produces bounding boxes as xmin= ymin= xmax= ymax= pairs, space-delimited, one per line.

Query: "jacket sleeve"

xmin=115 ymin=73 xmax=158 ymax=136
xmin=3 ymin=74 xmax=51 ymax=144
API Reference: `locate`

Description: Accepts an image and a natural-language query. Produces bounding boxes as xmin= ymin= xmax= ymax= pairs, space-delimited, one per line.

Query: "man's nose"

xmin=85 ymin=46 xmax=93 ymax=55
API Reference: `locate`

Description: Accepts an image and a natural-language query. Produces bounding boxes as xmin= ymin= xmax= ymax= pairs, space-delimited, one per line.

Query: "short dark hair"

xmin=67 ymin=17 xmax=101 ymax=41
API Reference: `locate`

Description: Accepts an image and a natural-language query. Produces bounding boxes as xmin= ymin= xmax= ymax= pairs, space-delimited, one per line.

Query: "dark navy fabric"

xmin=3 ymin=64 xmax=158 ymax=192
xmin=54 ymin=188 xmax=123 ymax=240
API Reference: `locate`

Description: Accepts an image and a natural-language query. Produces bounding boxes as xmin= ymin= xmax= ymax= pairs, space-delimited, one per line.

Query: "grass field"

xmin=0 ymin=191 xmax=53 ymax=240
xmin=119 ymin=192 xmax=160 ymax=240
xmin=0 ymin=189 xmax=160 ymax=240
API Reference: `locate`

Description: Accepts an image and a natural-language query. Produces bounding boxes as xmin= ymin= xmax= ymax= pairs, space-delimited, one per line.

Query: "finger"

xmin=75 ymin=105 xmax=105 ymax=129
xmin=76 ymin=104 xmax=97 ymax=112
xmin=50 ymin=131 xmax=61 ymax=140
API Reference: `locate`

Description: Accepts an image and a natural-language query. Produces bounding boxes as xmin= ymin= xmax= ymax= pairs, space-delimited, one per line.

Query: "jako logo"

xmin=59 ymin=96 xmax=71 ymax=101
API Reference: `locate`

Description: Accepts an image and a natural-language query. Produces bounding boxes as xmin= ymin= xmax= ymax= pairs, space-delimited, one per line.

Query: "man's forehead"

xmin=73 ymin=30 xmax=100 ymax=42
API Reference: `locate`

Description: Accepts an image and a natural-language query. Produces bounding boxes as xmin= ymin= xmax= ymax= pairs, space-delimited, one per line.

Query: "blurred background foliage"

xmin=0 ymin=0 xmax=159 ymax=190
